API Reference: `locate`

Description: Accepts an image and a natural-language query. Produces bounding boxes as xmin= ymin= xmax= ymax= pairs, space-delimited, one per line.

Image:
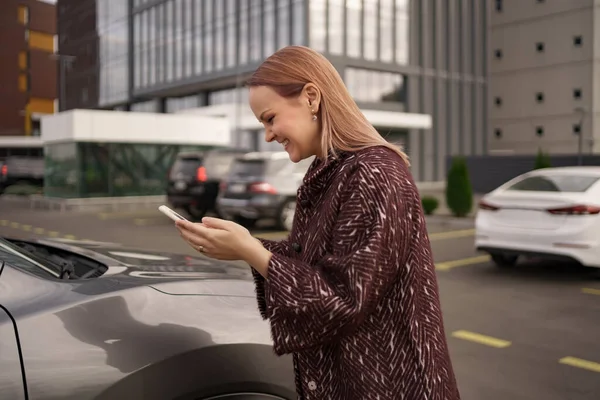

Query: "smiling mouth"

xmin=282 ymin=139 xmax=289 ymax=149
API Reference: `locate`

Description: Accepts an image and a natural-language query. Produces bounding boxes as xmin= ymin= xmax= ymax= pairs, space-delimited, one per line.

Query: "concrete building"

xmin=57 ymin=0 xmax=490 ymax=183
xmin=0 ymin=0 xmax=57 ymax=158
xmin=489 ymin=0 xmax=599 ymax=156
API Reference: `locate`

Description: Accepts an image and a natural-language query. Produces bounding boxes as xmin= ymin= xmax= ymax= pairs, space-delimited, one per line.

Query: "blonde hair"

xmin=246 ymin=45 xmax=410 ymax=166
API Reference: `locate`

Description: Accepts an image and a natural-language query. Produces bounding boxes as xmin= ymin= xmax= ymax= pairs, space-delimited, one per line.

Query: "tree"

xmin=534 ymin=148 xmax=552 ymax=169
xmin=446 ymin=156 xmax=473 ymax=217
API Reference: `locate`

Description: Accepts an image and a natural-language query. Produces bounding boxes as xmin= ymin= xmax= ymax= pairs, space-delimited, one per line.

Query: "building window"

xmin=18 ymin=5 xmax=29 ymax=25
xmin=573 ymin=124 xmax=581 ymax=134
xmin=574 ymin=35 xmax=583 ymax=47
xmin=363 ymin=0 xmax=378 ymax=60
xmin=263 ymin=0 xmax=276 ymax=56
xmin=346 ymin=0 xmax=361 ymax=58
xmin=536 ymin=126 xmax=544 ymax=136
xmin=494 ymin=97 xmax=502 ymax=107
xmin=495 ymin=0 xmax=502 ymax=12
xmin=536 ymin=42 xmax=544 ymax=52
xmin=573 ymin=88 xmax=582 ymax=99
xmin=345 ymin=67 xmax=405 ymax=104
xmin=494 ymin=129 xmax=502 ymax=138
xmin=494 ymin=49 xmax=503 ymax=59
xmin=536 ymin=92 xmax=544 ymax=103
xmin=309 ymin=0 xmax=326 ymax=53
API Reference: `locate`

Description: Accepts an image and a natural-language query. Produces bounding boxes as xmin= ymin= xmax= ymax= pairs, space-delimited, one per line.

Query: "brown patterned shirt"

xmin=253 ymin=146 xmax=461 ymax=399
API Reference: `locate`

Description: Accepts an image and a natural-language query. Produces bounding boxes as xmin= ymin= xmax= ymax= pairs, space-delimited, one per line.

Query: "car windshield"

xmin=170 ymin=156 xmax=202 ymax=179
xmin=0 ymin=238 xmax=59 ymax=279
xmin=507 ymin=175 xmax=600 ymax=192
xmin=230 ymin=160 xmax=266 ymax=177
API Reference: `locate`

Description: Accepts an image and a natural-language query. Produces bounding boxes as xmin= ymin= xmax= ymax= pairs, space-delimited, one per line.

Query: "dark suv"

xmin=166 ymin=149 xmax=247 ymax=220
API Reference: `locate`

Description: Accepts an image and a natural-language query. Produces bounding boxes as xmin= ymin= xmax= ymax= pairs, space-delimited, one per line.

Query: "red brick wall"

xmin=0 ymin=1 xmax=27 ymax=136
xmin=0 ymin=0 xmax=57 ymax=137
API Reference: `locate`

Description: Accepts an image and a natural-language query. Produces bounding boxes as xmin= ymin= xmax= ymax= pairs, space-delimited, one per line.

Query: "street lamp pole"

xmin=50 ymin=54 xmax=76 ymax=112
xmin=574 ymin=107 xmax=586 ymax=166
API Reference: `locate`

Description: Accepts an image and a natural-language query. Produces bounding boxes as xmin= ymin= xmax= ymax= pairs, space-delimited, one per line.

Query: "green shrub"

xmin=534 ymin=148 xmax=552 ymax=169
xmin=445 ymin=156 xmax=473 ymax=217
xmin=3 ymin=183 xmax=43 ymax=196
xmin=421 ymin=196 xmax=439 ymax=215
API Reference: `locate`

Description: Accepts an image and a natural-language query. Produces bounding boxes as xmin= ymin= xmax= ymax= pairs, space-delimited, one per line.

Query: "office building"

xmin=490 ymin=0 xmax=599 ymax=155
xmin=57 ymin=0 xmax=489 ymax=183
xmin=0 ymin=0 xmax=57 ymax=158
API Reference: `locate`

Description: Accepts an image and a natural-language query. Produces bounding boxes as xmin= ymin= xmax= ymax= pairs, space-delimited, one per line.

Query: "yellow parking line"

xmin=48 ymin=231 xmax=60 ymax=237
xmin=33 ymin=227 xmax=45 ymax=234
xmin=98 ymin=210 xmax=158 ymax=220
xmin=63 ymin=234 xmax=77 ymax=240
xmin=10 ymin=222 xmax=20 ymax=228
xmin=254 ymin=231 xmax=289 ymax=240
xmin=0 ymin=220 xmax=7 ymax=226
xmin=429 ymin=228 xmax=475 ymax=241
xmin=582 ymin=288 xmax=600 ymax=296
xmin=436 ymin=255 xmax=491 ymax=271
xmin=452 ymin=330 xmax=512 ymax=348
xmin=559 ymin=357 xmax=600 ymax=373
xmin=21 ymin=224 xmax=31 ymax=231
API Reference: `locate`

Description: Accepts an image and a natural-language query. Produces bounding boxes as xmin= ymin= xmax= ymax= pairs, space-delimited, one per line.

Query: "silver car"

xmin=0 ymin=236 xmax=295 ymax=400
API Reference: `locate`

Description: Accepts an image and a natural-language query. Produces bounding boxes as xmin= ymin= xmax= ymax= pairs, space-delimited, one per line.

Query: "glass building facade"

xmin=58 ymin=0 xmax=489 ymax=183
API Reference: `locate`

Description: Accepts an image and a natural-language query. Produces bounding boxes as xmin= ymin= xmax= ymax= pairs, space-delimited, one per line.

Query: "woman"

xmin=176 ymin=45 xmax=461 ymax=400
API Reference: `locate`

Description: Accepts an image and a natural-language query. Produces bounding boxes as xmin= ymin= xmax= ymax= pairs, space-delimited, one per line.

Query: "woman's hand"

xmin=175 ymin=217 xmax=272 ymax=278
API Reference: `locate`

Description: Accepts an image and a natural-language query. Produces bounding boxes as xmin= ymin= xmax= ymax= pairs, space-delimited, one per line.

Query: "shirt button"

xmin=292 ymin=242 xmax=302 ymax=253
xmin=308 ymin=381 xmax=317 ymax=391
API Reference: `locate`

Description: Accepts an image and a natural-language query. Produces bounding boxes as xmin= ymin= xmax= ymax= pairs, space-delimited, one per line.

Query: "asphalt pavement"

xmin=1 ymin=199 xmax=599 ymax=399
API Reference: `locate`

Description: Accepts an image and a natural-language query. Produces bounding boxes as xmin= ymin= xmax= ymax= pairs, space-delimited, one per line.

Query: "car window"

xmin=507 ymin=175 xmax=600 ymax=192
xmin=230 ymin=159 xmax=266 ymax=177
xmin=266 ymin=158 xmax=294 ymax=175
xmin=0 ymin=240 xmax=59 ymax=279
xmin=170 ymin=157 xmax=202 ymax=179
xmin=204 ymin=153 xmax=240 ymax=179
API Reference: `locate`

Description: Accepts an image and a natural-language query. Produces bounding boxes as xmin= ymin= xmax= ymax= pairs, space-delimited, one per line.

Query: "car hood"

xmin=28 ymin=237 xmax=256 ymax=296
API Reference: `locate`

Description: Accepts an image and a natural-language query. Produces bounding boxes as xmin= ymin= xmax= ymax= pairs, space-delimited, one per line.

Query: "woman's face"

xmin=249 ymin=85 xmax=322 ymax=162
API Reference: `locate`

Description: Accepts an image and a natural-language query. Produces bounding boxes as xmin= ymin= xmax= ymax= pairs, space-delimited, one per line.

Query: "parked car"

xmin=0 ymin=236 xmax=295 ymax=400
xmin=216 ymin=152 xmax=314 ymax=231
xmin=0 ymin=156 xmax=44 ymax=194
xmin=475 ymin=166 xmax=600 ymax=268
xmin=166 ymin=149 xmax=247 ymax=220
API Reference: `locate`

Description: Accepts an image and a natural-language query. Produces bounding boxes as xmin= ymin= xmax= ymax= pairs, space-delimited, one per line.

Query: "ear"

xmin=302 ymin=83 xmax=321 ymax=113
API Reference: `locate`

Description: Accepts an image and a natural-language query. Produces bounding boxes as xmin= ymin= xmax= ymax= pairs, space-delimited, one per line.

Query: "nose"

xmin=265 ymin=128 xmax=276 ymax=143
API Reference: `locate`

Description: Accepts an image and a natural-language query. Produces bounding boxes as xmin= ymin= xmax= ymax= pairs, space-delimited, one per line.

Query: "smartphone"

xmin=158 ymin=205 xmax=188 ymax=222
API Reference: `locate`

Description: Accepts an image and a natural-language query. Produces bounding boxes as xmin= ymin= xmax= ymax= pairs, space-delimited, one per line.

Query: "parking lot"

xmin=1 ymin=200 xmax=600 ymax=399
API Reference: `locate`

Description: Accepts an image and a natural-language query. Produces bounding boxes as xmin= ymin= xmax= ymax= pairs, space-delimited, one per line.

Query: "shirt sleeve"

xmin=251 ymin=237 xmax=290 ymax=319
xmin=263 ymin=159 xmax=414 ymax=355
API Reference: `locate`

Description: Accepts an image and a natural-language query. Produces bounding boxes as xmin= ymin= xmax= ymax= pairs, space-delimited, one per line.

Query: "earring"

xmin=312 ymin=115 xmax=317 ymax=121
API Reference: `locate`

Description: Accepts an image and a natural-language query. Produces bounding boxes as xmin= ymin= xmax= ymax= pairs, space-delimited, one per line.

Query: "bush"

xmin=421 ymin=196 xmax=439 ymax=215
xmin=3 ymin=183 xmax=43 ymax=196
xmin=534 ymin=148 xmax=551 ymax=169
xmin=445 ymin=156 xmax=473 ymax=217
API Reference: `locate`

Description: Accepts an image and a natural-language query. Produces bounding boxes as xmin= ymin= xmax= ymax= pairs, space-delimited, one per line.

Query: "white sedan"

xmin=475 ymin=166 xmax=600 ymax=268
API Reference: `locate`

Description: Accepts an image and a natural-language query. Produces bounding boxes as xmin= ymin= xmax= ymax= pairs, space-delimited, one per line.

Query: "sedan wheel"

xmin=491 ymin=253 xmax=518 ymax=267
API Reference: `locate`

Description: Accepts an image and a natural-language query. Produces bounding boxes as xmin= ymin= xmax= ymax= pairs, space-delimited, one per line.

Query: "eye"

xmin=266 ymin=116 xmax=274 ymax=124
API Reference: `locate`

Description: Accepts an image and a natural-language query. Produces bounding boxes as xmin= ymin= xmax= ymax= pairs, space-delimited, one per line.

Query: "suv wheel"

xmin=234 ymin=216 xmax=257 ymax=228
xmin=277 ymin=199 xmax=296 ymax=231
xmin=185 ymin=205 xmax=208 ymax=221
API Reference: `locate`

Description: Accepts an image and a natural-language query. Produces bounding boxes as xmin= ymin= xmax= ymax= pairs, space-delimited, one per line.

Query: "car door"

xmin=0 ymin=260 xmax=28 ymax=400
